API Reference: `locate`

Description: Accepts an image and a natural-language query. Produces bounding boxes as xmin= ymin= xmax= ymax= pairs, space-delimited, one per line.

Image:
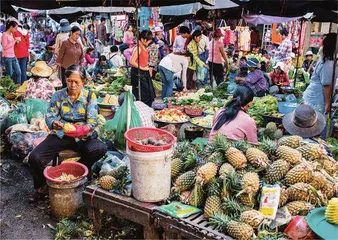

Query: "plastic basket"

xmin=43 ymin=162 xmax=88 ymax=183
xmin=168 ymin=103 xmax=185 ymax=112
xmin=185 ymin=107 xmax=204 ymax=116
xmin=125 ymin=127 xmax=176 ymax=152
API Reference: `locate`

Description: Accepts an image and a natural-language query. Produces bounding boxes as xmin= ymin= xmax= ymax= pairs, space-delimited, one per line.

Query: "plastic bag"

xmin=0 ymin=97 xmax=11 ymax=133
xmin=259 ymin=184 xmax=281 ymax=219
xmin=25 ymin=98 xmax=49 ymax=123
xmin=158 ymin=201 xmax=201 ymax=218
xmin=197 ymin=66 xmax=207 ymax=82
xmin=104 ymin=91 xmax=142 ymax=150
xmin=7 ymin=105 xmax=28 ymax=128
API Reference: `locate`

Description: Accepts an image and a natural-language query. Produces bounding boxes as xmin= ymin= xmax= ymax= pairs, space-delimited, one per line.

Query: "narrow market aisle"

xmin=0 ymin=153 xmax=56 ymax=240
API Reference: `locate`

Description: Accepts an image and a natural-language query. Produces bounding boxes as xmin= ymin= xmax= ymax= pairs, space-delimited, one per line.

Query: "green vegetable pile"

xmin=101 ymin=76 xmax=131 ymax=95
xmin=248 ymin=95 xmax=278 ymax=127
xmin=212 ymin=82 xmax=229 ymax=99
xmin=326 ymin=137 xmax=338 ymax=160
xmin=0 ymin=76 xmax=18 ymax=95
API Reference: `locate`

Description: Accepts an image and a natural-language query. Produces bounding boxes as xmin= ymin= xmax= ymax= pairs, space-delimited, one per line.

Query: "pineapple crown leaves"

xmin=206 ymin=178 xmax=221 ymax=196
xmin=183 ymin=151 xmax=198 ymax=171
xmin=221 ymin=197 xmax=246 ymax=219
xmin=231 ymin=140 xmax=251 ymax=153
xmin=209 ymin=134 xmax=231 ymax=154
xmin=209 ymin=213 xmax=231 ymax=231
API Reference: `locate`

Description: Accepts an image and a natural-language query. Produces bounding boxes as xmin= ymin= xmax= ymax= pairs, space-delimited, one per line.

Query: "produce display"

xmin=191 ymin=115 xmax=214 ymax=129
xmin=102 ymin=94 xmax=118 ymax=105
xmin=56 ymin=173 xmax=77 ymax=181
xmin=258 ymin=122 xmax=284 ymax=141
xmin=325 ymin=198 xmax=338 ymax=224
xmin=248 ymin=95 xmax=279 ymax=127
xmin=155 ymin=109 xmax=189 ymax=123
xmin=100 ymin=76 xmax=131 ymax=95
xmin=169 ymin=134 xmax=337 ymax=240
xmin=135 ymin=137 xmax=169 ymax=146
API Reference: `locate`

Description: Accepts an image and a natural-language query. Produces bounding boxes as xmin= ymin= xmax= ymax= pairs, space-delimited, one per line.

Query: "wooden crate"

xmin=154 ymin=211 xmax=233 ymax=240
xmin=83 ymin=185 xmax=160 ymax=239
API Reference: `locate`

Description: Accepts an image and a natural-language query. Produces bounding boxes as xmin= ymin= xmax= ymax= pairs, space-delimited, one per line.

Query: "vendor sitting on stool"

xmin=282 ymin=104 xmax=332 ymax=154
xmin=28 ymin=64 xmax=107 ymax=203
xmin=269 ymin=62 xmax=290 ymax=93
xmin=92 ymin=55 xmax=112 ymax=80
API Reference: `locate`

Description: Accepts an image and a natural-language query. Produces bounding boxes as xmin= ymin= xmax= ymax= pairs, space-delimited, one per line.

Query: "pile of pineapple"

xmin=170 ymin=134 xmax=338 ymax=240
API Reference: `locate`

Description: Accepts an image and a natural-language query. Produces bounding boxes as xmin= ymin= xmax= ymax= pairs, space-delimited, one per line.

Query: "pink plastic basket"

xmin=124 ymin=127 xmax=176 ymax=152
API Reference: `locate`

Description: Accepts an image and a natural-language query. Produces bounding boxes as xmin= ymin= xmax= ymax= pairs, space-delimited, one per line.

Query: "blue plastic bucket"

xmin=278 ymin=102 xmax=299 ymax=114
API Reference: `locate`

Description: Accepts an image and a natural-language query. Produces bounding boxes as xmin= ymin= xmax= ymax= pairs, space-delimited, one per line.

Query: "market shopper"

xmin=209 ymin=85 xmax=257 ymax=143
xmin=96 ymin=17 xmax=108 ymax=46
xmin=154 ymin=27 xmax=168 ymax=59
xmin=56 ymin=26 xmax=84 ymax=87
xmin=86 ymin=24 xmax=96 ymax=49
xmin=92 ymin=55 xmax=113 ymax=80
xmin=1 ymin=20 xmax=22 ymax=84
xmin=123 ymin=25 xmax=134 ymax=48
xmin=108 ymin=45 xmax=124 ymax=68
xmin=158 ymin=52 xmax=190 ymax=99
xmin=129 ymin=30 xmax=155 ymax=107
xmin=269 ymin=62 xmax=290 ymax=87
xmin=304 ymin=33 xmax=338 ymax=114
xmin=40 ymin=44 xmax=55 ymax=64
xmin=24 ymin=61 xmax=55 ymax=101
xmin=195 ymin=25 xmax=209 ymax=85
xmin=235 ymin=58 xmax=267 ymax=97
xmin=208 ymin=28 xmax=228 ymax=86
xmin=173 ymin=26 xmax=190 ymax=53
xmin=28 ymin=64 xmax=107 ymax=202
xmin=55 ymin=19 xmax=71 ymax=56
xmin=274 ymin=28 xmax=292 ymax=71
xmin=84 ymin=47 xmax=95 ymax=67
xmin=13 ymin=23 xmax=30 ymax=84
xmin=118 ymin=92 xmax=155 ymax=127
xmin=302 ymin=50 xmax=315 ymax=73
xmin=186 ymin=30 xmax=209 ymax=90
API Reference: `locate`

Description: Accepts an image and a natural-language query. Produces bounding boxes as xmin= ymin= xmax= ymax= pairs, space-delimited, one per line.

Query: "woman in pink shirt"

xmin=209 ymin=85 xmax=258 ymax=143
xmin=123 ymin=25 xmax=134 ymax=48
xmin=1 ymin=20 xmax=22 ymax=84
xmin=208 ymin=28 xmax=228 ymax=86
xmin=84 ymin=47 xmax=95 ymax=67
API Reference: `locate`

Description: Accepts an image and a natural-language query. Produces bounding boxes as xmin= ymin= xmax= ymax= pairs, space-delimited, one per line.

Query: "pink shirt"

xmin=209 ymin=109 xmax=258 ymax=143
xmin=207 ymin=40 xmax=224 ymax=64
xmin=84 ymin=54 xmax=95 ymax=66
xmin=1 ymin=32 xmax=15 ymax=58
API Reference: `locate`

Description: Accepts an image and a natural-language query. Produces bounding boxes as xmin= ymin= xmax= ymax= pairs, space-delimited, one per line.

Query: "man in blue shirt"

xmin=92 ymin=55 xmax=113 ymax=80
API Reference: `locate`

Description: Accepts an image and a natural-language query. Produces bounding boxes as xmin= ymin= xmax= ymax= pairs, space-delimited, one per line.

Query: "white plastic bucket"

xmin=127 ymin=147 xmax=173 ymax=202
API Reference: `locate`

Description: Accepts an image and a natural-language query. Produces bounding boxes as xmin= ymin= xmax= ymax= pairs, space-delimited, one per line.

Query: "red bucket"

xmin=44 ymin=162 xmax=88 ymax=183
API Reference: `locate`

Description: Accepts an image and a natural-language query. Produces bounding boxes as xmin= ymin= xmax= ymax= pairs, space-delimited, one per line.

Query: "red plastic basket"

xmin=124 ymin=127 xmax=176 ymax=152
xmin=185 ymin=107 xmax=204 ymax=116
xmin=168 ymin=103 xmax=185 ymax=112
xmin=43 ymin=162 xmax=88 ymax=183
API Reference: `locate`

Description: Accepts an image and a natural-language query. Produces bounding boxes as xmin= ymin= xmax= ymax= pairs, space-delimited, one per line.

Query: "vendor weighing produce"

xmin=209 ymin=85 xmax=258 ymax=143
xmin=29 ymin=64 xmax=107 ymax=203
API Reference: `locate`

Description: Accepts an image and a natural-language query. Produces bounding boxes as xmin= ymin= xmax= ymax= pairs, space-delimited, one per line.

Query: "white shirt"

xmin=173 ymin=35 xmax=186 ymax=53
xmin=198 ymin=34 xmax=209 ymax=55
xmin=109 ymin=53 xmax=124 ymax=68
xmin=159 ymin=53 xmax=189 ymax=88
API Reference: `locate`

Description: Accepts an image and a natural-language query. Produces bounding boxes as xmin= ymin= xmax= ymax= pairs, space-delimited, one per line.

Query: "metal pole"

xmin=293 ymin=20 xmax=303 ymax=87
xmin=326 ymin=27 xmax=338 ymax=138
xmin=136 ymin=5 xmax=141 ymax=101
xmin=211 ymin=15 xmax=215 ymax=88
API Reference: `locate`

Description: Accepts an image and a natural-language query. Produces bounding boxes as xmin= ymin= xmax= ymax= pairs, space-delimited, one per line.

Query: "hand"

xmin=53 ymin=121 xmax=64 ymax=130
xmin=204 ymin=64 xmax=209 ymax=70
xmin=325 ymin=104 xmax=330 ymax=114
xmin=52 ymin=65 xmax=57 ymax=72
xmin=65 ymin=125 xmax=90 ymax=138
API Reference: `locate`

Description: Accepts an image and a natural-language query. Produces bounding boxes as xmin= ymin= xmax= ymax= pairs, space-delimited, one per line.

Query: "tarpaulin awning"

xmin=242 ymin=14 xmax=304 ymax=25
xmin=160 ymin=0 xmax=238 ymax=16
xmin=82 ymin=7 xmax=135 ymax=13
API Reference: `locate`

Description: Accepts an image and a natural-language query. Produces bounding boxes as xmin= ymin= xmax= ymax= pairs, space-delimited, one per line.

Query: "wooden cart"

xmin=83 ymin=185 xmax=160 ymax=239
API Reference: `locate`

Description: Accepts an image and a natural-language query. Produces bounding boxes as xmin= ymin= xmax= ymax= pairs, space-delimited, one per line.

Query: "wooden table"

xmin=153 ymin=211 xmax=233 ymax=240
xmin=83 ymin=185 xmax=160 ymax=239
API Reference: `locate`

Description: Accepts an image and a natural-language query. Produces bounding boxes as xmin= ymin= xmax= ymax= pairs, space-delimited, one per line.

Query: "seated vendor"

xmin=28 ymin=64 xmax=107 ymax=203
xmin=269 ymin=62 xmax=290 ymax=88
xmin=92 ymin=55 xmax=113 ymax=80
xmin=108 ymin=45 xmax=124 ymax=68
xmin=302 ymin=50 xmax=315 ymax=74
xmin=24 ymin=61 xmax=55 ymax=101
xmin=118 ymin=92 xmax=155 ymax=128
xmin=209 ymin=85 xmax=258 ymax=143
xmin=235 ymin=58 xmax=267 ymax=97
xmin=39 ymin=44 xmax=55 ymax=64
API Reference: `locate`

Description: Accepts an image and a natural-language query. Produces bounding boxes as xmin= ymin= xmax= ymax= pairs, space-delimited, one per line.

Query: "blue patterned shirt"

xmin=46 ymin=88 xmax=98 ymax=139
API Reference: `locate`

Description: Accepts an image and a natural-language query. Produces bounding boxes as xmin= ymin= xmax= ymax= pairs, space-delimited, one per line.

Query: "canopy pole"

xmin=326 ymin=26 xmax=338 ymax=138
xmin=293 ymin=20 xmax=303 ymax=87
xmin=136 ymin=3 xmax=141 ymax=101
xmin=211 ymin=15 xmax=215 ymax=88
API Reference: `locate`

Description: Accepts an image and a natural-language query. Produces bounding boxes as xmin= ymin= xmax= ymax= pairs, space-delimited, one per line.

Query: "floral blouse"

xmin=24 ymin=77 xmax=55 ymax=101
xmin=46 ymin=88 xmax=98 ymax=139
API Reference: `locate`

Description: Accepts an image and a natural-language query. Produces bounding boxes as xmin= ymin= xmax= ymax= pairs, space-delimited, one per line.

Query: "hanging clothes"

xmin=271 ymin=24 xmax=282 ymax=44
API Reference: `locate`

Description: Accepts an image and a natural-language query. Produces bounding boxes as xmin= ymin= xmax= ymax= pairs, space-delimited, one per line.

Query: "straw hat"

xmin=31 ymin=61 xmax=53 ymax=78
xmin=282 ymin=104 xmax=326 ymax=138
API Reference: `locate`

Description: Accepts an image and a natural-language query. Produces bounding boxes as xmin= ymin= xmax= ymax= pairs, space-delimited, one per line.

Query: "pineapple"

xmin=325 ymin=198 xmax=338 ymax=224
xmin=210 ymin=213 xmax=254 ymax=240
xmin=259 ymin=138 xmax=277 ymax=157
xmin=171 ymin=158 xmax=183 ymax=179
xmin=207 ymin=178 xmax=221 ymax=196
xmin=246 ymin=148 xmax=270 ymax=169
xmin=239 ymin=193 xmax=257 ymax=208
xmin=276 ymin=146 xmax=302 ymax=165
xmin=265 ymin=159 xmax=290 ymax=184
xmin=297 ymin=143 xmax=327 ymax=161
xmin=285 ymin=163 xmax=313 ymax=185
xmin=241 ymin=172 xmax=260 ymax=196
xmin=225 ymin=147 xmax=247 ymax=169
xmin=207 ymin=151 xmax=225 ymax=167
xmin=196 ymin=162 xmax=218 ymax=185
xmin=204 ymin=196 xmax=221 ymax=219
xmin=231 ymin=140 xmax=251 ymax=153
xmin=308 ymin=171 xmax=327 ymax=190
xmin=317 ymin=156 xmax=338 ymax=176
xmin=266 ymin=122 xmax=277 ymax=134
xmin=285 ymin=201 xmax=314 ymax=216
xmin=278 ymin=136 xmax=303 ymax=148
xmin=287 ymin=183 xmax=320 ymax=205
xmin=279 ymin=187 xmax=289 ymax=208
xmin=321 ymin=179 xmax=336 ymax=200
xmin=221 ymin=197 xmax=245 ymax=218
xmin=99 ymin=176 xmax=116 ymax=190
xmin=240 ymin=210 xmax=265 ymax=228
xmin=172 ymin=171 xmax=196 ymax=193
xmin=209 ymin=134 xmax=231 ymax=153
xmin=183 ymin=184 xmax=205 ymax=207
xmin=219 ymin=163 xmax=235 ymax=177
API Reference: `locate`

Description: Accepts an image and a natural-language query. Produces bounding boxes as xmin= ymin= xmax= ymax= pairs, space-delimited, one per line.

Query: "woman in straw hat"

xmin=24 ymin=61 xmax=55 ymax=101
xmin=28 ymin=64 xmax=107 ymax=202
